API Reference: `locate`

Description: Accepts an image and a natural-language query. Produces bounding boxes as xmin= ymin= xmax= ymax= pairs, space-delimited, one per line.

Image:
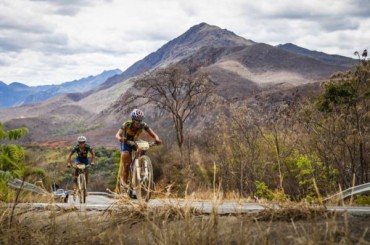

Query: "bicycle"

xmin=71 ymin=163 xmax=90 ymax=204
xmin=121 ymin=140 xmax=157 ymax=202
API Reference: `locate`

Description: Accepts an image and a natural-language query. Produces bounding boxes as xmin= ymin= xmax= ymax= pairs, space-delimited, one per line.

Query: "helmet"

xmin=77 ymin=135 xmax=87 ymax=143
xmin=131 ymin=109 xmax=145 ymax=121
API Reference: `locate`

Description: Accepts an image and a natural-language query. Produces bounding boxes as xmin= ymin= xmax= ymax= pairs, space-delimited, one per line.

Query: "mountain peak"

xmin=9 ymin=82 xmax=29 ymax=88
xmin=175 ymin=22 xmax=254 ymax=48
xmin=186 ymin=22 xmax=218 ymax=33
xmin=100 ymin=23 xmax=256 ymax=89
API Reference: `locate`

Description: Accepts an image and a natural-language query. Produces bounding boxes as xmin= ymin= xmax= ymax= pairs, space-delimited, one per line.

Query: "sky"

xmin=1 ymin=0 xmax=369 ymax=86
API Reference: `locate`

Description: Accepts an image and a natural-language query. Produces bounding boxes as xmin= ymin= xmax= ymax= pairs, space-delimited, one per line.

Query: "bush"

xmin=354 ymin=195 xmax=370 ymax=206
xmin=255 ymin=181 xmax=273 ymax=200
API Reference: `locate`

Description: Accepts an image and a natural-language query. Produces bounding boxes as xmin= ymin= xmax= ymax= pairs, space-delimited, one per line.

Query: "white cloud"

xmin=0 ymin=0 xmax=369 ymax=85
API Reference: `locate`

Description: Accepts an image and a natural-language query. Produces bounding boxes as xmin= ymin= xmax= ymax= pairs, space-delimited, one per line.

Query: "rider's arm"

xmin=66 ymin=152 xmax=73 ymax=166
xmin=67 ymin=146 xmax=77 ymax=166
xmin=90 ymin=148 xmax=96 ymax=164
xmin=116 ymin=128 xmax=127 ymax=142
xmin=88 ymin=146 xmax=95 ymax=164
xmin=146 ymin=128 xmax=161 ymax=144
xmin=115 ymin=128 xmax=125 ymax=142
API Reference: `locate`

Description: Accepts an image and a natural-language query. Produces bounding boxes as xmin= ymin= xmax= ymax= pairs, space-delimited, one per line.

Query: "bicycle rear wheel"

xmin=78 ymin=174 xmax=87 ymax=203
xmin=135 ymin=155 xmax=153 ymax=202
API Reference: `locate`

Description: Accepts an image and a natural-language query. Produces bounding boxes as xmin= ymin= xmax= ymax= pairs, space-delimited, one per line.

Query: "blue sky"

xmin=1 ymin=0 xmax=369 ymax=86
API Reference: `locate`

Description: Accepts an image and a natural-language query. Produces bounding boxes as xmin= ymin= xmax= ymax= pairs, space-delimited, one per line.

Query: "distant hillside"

xmin=0 ymin=69 xmax=122 ymax=109
xmin=276 ymin=43 xmax=356 ymax=67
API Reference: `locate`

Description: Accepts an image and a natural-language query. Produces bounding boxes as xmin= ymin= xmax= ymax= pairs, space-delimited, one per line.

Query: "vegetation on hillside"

xmin=179 ymin=50 xmax=369 ymax=202
xmin=122 ymin=51 xmax=369 ymax=202
xmin=2 ymin=51 xmax=369 ymax=204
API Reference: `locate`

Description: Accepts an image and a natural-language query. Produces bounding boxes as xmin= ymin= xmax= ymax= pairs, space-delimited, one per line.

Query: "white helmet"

xmin=77 ymin=135 xmax=87 ymax=143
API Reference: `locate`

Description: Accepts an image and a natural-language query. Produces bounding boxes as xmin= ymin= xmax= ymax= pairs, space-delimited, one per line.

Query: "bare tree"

xmin=129 ymin=65 xmax=214 ymax=160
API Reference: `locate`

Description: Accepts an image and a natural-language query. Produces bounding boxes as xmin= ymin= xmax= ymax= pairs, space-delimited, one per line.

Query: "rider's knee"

xmin=123 ymin=161 xmax=131 ymax=168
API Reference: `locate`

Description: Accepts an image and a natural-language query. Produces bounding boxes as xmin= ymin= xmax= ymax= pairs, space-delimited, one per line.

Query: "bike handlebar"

xmin=126 ymin=140 xmax=159 ymax=147
xmin=67 ymin=163 xmax=93 ymax=169
xmin=72 ymin=163 xmax=90 ymax=168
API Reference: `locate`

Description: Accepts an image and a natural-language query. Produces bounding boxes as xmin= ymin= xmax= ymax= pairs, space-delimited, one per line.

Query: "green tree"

xmin=0 ymin=122 xmax=28 ymax=173
xmin=1 ymin=122 xmax=28 ymax=201
xmin=0 ymin=122 xmax=45 ymax=202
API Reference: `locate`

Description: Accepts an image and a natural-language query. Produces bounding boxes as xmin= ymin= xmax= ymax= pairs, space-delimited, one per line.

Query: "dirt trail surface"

xmin=9 ymin=195 xmax=370 ymax=216
xmin=1 ymin=199 xmax=369 ymax=244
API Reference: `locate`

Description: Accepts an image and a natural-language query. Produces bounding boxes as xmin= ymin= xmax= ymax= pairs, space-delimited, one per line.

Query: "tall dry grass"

xmin=1 ymin=196 xmax=369 ymax=245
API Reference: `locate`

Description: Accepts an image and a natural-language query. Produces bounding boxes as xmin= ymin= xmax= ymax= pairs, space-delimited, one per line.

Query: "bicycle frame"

xmin=127 ymin=140 xmax=155 ymax=201
xmin=73 ymin=163 xmax=89 ymax=204
xmin=131 ymin=141 xmax=150 ymax=181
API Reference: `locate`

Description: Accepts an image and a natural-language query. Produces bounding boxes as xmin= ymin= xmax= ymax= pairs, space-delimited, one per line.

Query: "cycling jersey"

xmin=120 ymin=120 xmax=150 ymax=141
xmin=70 ymin=144 xmax=93 ymax=160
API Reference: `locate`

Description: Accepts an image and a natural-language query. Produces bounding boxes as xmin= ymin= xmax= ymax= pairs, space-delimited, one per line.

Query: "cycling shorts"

xmin=120 ymin=142 xmax=133 ymax=153
xmin=74 ymin=157 xmax=90 ymax=165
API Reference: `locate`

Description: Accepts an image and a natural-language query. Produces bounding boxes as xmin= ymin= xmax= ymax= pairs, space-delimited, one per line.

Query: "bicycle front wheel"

xmin=135 ymin=155 xmax=153 ymax=202
xmin=78 ymin=173 xmax=87 ymax=203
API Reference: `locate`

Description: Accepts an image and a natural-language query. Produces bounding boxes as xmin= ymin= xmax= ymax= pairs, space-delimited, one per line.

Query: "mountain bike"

xmin=122 ymin=140 xmax=157 ymax=202
xmin=72 ymin=163 xmax=90 ymax=204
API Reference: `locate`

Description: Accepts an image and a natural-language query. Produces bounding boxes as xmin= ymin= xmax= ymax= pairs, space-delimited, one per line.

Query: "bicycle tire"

xmin=135 ymin=155 xmax=153 ymax=202
xmin=78 ymin=173 xmax=87 ymax=203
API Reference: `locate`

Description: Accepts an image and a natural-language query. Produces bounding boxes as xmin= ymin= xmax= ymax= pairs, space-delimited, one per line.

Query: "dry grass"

xmin=1 ymin=196 xmax=369 ymax=245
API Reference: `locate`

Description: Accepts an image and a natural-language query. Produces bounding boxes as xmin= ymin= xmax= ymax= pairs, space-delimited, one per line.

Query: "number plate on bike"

xmin=137 ymin=141 xmax=150 ymax=151
xmin=76 ymin=164 xmax=86 ymax=170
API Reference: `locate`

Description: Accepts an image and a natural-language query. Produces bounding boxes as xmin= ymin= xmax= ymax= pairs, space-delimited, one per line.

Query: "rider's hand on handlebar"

xmin=155 ymin=139 xmax=162 ymax=145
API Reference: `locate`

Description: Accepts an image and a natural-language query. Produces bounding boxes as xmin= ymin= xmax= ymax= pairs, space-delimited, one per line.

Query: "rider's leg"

xmin=121 ymin=151 xmax=131 ymax=185
xmin=85 ymin=168 xmax=89 ymax=186
xmin=73 ymin=168 xmax=78 ymax=193
xmin=120 ymin=142 xmax=132 ymax=186
xmin=84 ymin=158 xmax=90 ymax=186
xmin=74 ymin=157 xmax=85 ymax=193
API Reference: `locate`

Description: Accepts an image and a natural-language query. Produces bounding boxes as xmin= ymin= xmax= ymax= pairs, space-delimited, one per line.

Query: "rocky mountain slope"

xmin=99 ymin=22 xmax=254 ymax=89
xmin=0 ymin=23 xmax=355 ymax=146
xmin=276 ymin=43 xmax=356 ymax=67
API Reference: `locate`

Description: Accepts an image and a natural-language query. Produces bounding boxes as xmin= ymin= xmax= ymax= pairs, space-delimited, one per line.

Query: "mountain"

xmin=0 ymin=23 xmax=354 ymax=146
xmin=276 ymin=43 xmax=356 ymax=67
xmin=0 ymin=69 xmax=122 ymax=109
xmin=100 ymin=22 xmax=254 ymax=89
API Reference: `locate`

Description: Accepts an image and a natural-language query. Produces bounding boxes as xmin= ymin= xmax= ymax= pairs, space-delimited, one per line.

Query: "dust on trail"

xmin=1 ymin=206 xmax=369 ymax=245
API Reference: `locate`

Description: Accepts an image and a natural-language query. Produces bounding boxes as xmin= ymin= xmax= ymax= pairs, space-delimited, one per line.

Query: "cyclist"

xmin=115 ymin=109 xmax=161 ymax=195
xmin=67 ymin=136 xmax=96 ymax=193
